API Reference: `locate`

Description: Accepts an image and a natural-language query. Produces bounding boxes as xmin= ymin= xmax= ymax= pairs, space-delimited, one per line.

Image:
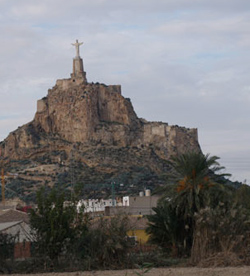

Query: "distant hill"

xmin=0 ymin=46 xmax=201 ymax=203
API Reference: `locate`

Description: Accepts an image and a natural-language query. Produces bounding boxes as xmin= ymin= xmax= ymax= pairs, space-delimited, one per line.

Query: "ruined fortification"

xmin=0 ymin=40 xmax=201 ymax=202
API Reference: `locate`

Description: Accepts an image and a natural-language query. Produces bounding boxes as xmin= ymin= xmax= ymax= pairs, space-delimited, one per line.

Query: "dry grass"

xmin=197 ymin=252 xmax=244 ymax=267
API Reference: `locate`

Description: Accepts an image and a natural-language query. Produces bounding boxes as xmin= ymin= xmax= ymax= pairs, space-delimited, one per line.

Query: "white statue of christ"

xmin=72 ymin=39 xmax=83 ymax=58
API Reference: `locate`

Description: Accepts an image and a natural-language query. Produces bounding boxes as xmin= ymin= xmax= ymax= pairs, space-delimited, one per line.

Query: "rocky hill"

xmin=0 ymin=42 xmax=201 ymax=203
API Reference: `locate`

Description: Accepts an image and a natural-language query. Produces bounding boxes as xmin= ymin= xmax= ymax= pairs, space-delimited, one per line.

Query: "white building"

xmin=78 ymin=189 xmax=158 ymax=215
xmin=78 ymin=198 xmax=116 ymax=213
xmin=106 ymin=190 xmax=160 ymax=216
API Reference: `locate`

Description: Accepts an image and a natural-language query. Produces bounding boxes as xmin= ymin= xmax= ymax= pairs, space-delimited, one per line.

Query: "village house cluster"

xmin=0 ymin=189 xmax=159 ymax=259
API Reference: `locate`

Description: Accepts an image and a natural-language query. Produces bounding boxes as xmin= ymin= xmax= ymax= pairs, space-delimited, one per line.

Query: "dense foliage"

xmin=0 ymin=232 xmax=16 ymax=259
xmin=28 ymin=188 xmax=135 ymax=270
xmin=0 ymin=232 xmax=17 ymax=273
xmin=84 ymin=215 xmax=131 ymax=269
xmin=147 ymin=151 xmax=250 ymax=264
xmin=29 ymin=187 xmax=88 ymax=264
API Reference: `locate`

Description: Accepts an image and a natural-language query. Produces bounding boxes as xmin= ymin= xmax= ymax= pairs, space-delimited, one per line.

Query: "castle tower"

xmin=71 ymin=40 xmax=87 ymax=83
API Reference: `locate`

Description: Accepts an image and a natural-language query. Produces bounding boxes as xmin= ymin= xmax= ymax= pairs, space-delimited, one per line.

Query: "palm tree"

xmin=162 ymin=151 xmax=230 ymax=219
xmin=151 ymin=152 xmax=231 ymax=255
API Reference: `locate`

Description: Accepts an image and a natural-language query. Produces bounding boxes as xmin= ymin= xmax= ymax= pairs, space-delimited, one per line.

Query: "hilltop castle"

xmin=0 ymin=40 xmax=201 ymax=202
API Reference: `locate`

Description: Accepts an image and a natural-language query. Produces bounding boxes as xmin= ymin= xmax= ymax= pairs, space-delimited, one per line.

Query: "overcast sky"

xmin=0 ymin=0 xmax=250 ymax=183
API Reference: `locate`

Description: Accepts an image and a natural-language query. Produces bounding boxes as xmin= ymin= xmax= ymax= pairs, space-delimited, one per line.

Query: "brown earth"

xmin=4 ymin=267 xmax=250 ymax=276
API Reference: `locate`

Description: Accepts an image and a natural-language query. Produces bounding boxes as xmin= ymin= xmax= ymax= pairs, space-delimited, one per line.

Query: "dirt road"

xmin=4 ymin=266 xmax=250 ymax=276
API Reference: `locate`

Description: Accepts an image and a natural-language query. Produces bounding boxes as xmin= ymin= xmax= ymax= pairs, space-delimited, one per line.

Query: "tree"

xmin=162 ymin=152 xmax=230 ymax=219
xmin=235 ymin=184 xmax=250 ymax=210
xmin=191 ymin=203 xmax=250 ymax=264
xmin=0 ymin=232 xmax=17 ymax=273
xmin=150 ymin=152 xmax=232 ymax=256
xmin=84 ymin=215 xmax=131 ymax=269
xmin=29 ymin=187 xmax=88 ymax=265
xmin=146 ymin=201 xmax=185 ymax=256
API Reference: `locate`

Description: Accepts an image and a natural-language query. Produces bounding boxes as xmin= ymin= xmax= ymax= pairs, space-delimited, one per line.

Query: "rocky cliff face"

xmin=0 ymin=62 xmax=201 ymax=203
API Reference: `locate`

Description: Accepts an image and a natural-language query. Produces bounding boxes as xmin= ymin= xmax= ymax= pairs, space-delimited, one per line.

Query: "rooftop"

xmin=0 ymin=209 xmax=29 ymax=224
xmin=0 ymin=220 xmax=23 ymax=232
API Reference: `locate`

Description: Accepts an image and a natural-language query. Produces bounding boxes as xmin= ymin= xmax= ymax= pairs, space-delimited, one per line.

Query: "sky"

xmin=0 ymin=0 xmax=249 ymax=183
